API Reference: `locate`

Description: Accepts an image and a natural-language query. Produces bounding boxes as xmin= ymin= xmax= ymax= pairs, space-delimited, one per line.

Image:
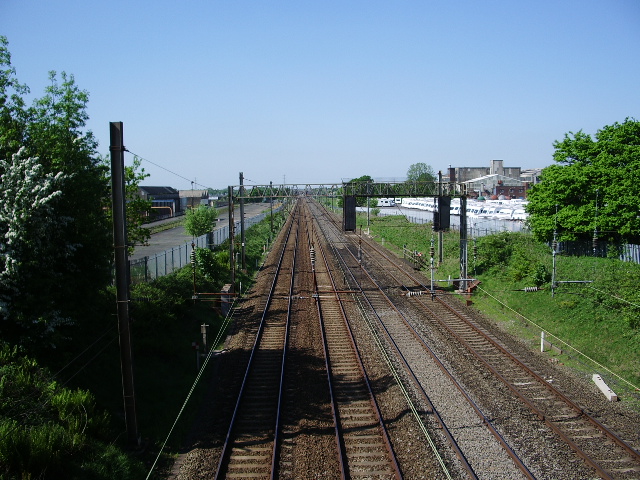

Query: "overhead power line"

xmin=124 ymin=149 xmax=214 ymax=191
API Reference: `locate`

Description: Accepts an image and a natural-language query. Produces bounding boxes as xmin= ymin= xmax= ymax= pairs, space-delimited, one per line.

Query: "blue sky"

xmin=2 ymin=1 xmax=639 ymax=190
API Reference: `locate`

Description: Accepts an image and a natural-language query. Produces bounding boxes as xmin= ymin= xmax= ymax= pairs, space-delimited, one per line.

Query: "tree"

xmin=527 ymin=118 xmax=640 ymax=244
xmin=0 ymin=37 xmax=112 ymax=344
xmin=102 ymin=154 xmax=151 ymax=254
xmin=345 ymin=175 xmax=373 ymax=207
xmin=0 ymin=149 xmax=64 ymax=328
xmin=406 ymin=162 xmax=436 ymax=183
xmin=0 ymin=37 xmax=28 ymax=162
xmin=24 ymin=71 xmax=112 ymax=323
xmin=185 ymin=205 xmax=218 ymax=238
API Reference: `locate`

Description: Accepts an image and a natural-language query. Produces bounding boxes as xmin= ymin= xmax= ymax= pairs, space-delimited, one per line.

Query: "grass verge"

xmin=360 ymin=213 xmax=640 ymax=408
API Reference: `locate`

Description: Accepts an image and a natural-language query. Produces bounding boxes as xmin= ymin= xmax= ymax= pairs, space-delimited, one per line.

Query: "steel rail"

xmin=318 ymin=222 xmax=479 ymax=480
xmin=365 ymin=275 xmax=532 ymax=478
xmin=269 ymin=207 xmax=299 ymax=479
xmin=214 ymin=202 xmax=299 ymax=480
xmin=306 ymin=200 xmax=402 ymax=479
xmin=353 ymin=218 xmax=640 ymax=479
xmin=425 ymin=296 xmax=614 ymax=480
xmin=430 ymin=295 xmax=640 ymax=480
xmin=308 ymin=200 xmax=463 ymax=478
xmin=306 ymin=208 xmax=348 ymax=480
xmin=346 ymin=230 xmax=537 ymax=478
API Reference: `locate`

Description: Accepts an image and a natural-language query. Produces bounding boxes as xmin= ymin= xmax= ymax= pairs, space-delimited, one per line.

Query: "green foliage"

xmin=344 ymin=175 xmax=373 ymax=207
xmin=102 ymin=154 xmax=151 ymax=254
xmin=406 ymin=162 xmax=436 ymax=182
xmin=0 ymin=38 xmax=112 ymax=347
xmin=531 ymin=264 xmax=551 ymax=287
xmin=0 ymin=37 xmax=148 ymax=476
xmin=527 ymin=118 xmax=640 ymax=244
xmin=26 ymin=70 xmax=112 ymax=292
xmin=0 ymin=149 xmax=64 ymax=324
xmin=475 ymin=232 xmax=553 ymax=288
xmin=0 ymin=344 xmax=143 ymax=479
xmin=194 ymin=247 xmax=226 ymax=284
xmin=506 ymin=251 xmax=532 ymax=282
xmin=184 ymin=205 xmax=218 ymax=238
xmin=130 ymin=264 xmax=225 ymax=326
xmin=0 ymin=37 xmax=29 ymax=162
xmin=131 ymin=281 xmax=185 ymax=326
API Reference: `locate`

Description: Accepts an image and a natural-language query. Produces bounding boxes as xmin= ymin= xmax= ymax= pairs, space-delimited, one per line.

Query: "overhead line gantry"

xmin=227 ymin=175 xmax=472 ymax=292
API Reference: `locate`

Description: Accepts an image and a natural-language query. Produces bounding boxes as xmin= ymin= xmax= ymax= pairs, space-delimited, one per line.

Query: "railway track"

xmin=326 ymin=201 xmax=640 ymax=479
xmin=308 ymin=206 xmax=402 ymax=479
xmin=215 ymin=199 xmax=405 ymax=479
xmin=309 ymin=200 xmax=533 ymax=480
xmin=174 ymin=197 xmax=640 ymax=479
xmin=422 ymin=295 xmax=640 ymax=480
xmin=214 ymin=203 xmax=299 ymax=479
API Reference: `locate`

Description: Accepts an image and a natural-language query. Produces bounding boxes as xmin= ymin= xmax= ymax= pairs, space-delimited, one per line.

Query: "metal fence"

xmin=129 ymin=208 xmax=276 ymax=284
xmin=381 ymin=210 xmax=640 ymax=265
xmin=397 ymin=214 xmax=529 ymax=237
xmin=557 ymin=240 xmax=640 ymax=264
xmin=130 ymin=207 xmax=640 ymax=283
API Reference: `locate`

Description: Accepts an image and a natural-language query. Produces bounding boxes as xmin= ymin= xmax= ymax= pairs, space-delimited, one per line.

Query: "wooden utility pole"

xmin=109 ymin=122 xmax=139 ymax=446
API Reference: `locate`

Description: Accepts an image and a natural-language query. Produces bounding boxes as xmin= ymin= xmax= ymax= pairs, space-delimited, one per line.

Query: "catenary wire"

xmin=144 ymin=287 xmax=245 ymax=479
xmin=52 ymin=324 xmax=116 ymax=379
xmin=124 ymin=149 xmax=214 ymax=191
xmin=587 ymin=285 xmax=640 ymax=309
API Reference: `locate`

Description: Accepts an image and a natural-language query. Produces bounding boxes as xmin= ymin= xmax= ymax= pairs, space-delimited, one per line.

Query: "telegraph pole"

xmin=459 ymin=195 xmax=468 ymax=292
xmin=109 ymin=122 xmax=139 ymax=447
xmin=270 ymin=181 xmax=273 ymax=233
xmin=438 ymin=171 xmax=443 ymax=263
xmin=228 ymin=186 xmax=235 ymax=293
xmin=239 ymin=172 xmax=246 ymax=271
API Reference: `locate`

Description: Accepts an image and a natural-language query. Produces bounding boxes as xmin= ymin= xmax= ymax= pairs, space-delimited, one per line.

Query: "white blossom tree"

xmin=1 ymin=36 xmax=112 ymax=343
xmin=0 ymin=148 xmax=64 ymax=320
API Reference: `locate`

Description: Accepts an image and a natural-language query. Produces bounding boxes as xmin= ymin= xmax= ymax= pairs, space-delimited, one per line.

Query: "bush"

xmin=531 ymin=264 xmax=551 ymax=287
xmin=0 ymin=344 xmax=143 ymax=479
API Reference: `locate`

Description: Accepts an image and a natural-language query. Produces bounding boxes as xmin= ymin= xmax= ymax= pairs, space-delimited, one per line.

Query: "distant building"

xmin=461 ymin=174 xmax=528 ymax=199
xmin=179 ymin=189 xmax=209 ymax=210
xmin=452 ymin=159 xmax=521 ymax=183
xmin=451 ymin=160 xmax=543 ymax=199
xmin=520 ymin=168 xmax=543 ymax=184
xmin=139 ymin=186 xmax=181 ymax=217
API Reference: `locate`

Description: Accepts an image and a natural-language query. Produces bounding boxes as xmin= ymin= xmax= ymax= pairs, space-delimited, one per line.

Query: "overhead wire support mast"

xmin=239 ymin=172 xmax=246 ymax=272
xmin=228 ymin=178 xmax=471 ymax=296
xmin=109 ymin=122 xmax=140 ymax=447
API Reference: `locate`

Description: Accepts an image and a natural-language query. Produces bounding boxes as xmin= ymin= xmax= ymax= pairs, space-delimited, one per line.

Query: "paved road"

xmin=129 ymin=203 xmax=272 ymax=261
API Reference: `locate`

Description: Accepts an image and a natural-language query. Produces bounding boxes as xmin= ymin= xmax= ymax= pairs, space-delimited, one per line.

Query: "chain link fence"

xmin=129 ymin=208 xmax=276 ymax=284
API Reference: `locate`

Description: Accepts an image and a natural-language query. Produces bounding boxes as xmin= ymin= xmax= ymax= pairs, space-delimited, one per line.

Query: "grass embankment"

xmin=147 ymin=216 xmax=185 ymax=235
xmin=358 ymin=213 xmax=640 ymax=406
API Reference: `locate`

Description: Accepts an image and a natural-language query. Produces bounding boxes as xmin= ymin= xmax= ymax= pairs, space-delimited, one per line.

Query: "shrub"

xmin=0 ymin=344 xmax=142 ymax=478
xmin=531 ymin=264 xmax=551 ymax=287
